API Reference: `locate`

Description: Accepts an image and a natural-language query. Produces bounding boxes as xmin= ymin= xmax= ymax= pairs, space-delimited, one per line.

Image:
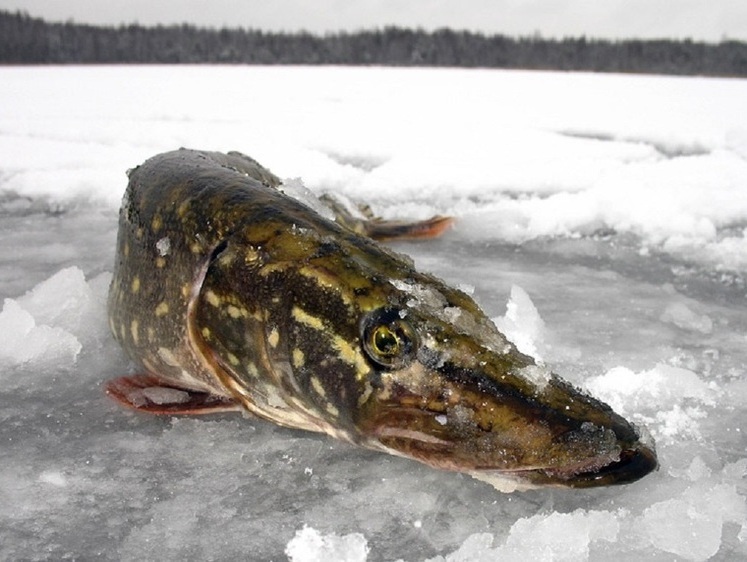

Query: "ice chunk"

xmin=427 ymin=533 xmax=493 ymax=562
xmin=442 ymin=306 xmax=462 ymax=323
xmin=15 ymin=266 xmax=111 ymax=345
xmin=517 ymin=364 xmax=553 ymax=391
xmin=280 ymin=177 xmax=335 ymax=220
xmin=586 ymin=363 xmax=718 ymax=443
xmin=493 ymin=285 xmax=546 ymax=360
xmin=504 ymin=509 xmax=619 ymax=561
xmin=585 ymin=363 xmax=716 ymax=414
xmin=429 ymin=509 xmax=620 ymax=562
xmin=0 ymin=266 xmax=113 ymax=370
xmin=0 ymin=298 xmax=81 ymax=367
xmin=285 ymin=526 xmax=369 ymax=562
xmin=660 ymin=302 xmax=713 ymax=334
xmin=635 ymin=482 xmax=746 ymax=561
xmin=156 ymin=236 xmax=171 ymax=256
xmin=456 ymin=283 xmax=475 ymax=296
xmin=17 ymin=266 xmax=92 ymax=333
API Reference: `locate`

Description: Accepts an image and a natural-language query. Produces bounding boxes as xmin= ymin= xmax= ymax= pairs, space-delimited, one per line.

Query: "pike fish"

xmin=107 ymin=148 xmax=657 ymax=491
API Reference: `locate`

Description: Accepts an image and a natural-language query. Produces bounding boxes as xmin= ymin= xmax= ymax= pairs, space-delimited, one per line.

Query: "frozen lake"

xmin=1 ymin=65 xmax=746 ymax=561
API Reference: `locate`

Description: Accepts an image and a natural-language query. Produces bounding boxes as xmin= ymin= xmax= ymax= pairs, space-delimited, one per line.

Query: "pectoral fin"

xmin=105 ymin=374 xmax=240 ymax=415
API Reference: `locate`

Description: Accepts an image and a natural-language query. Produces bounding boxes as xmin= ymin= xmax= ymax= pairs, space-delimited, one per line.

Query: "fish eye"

xmin=361 ymin=308 xmax=418 ymax=369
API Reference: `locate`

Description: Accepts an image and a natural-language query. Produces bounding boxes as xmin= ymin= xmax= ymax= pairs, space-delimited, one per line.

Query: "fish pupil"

xmin=373 ymin=325 xmax=400 ymax=356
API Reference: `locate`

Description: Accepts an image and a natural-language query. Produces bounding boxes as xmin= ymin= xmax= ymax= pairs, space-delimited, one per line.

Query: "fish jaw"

xmin=354 ymin=338 xmax=658 ymax=489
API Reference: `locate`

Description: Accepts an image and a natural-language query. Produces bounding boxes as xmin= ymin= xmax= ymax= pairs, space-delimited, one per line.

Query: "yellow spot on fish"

xmin=151 ymin=214 xmax=163 ymax=232
xmin=155 ymin=302 xmax=169 ymax=317
xmin=260 ymin=263 xmax=287 ymax=276
xmin=201 ymin=326 xmax=212 ymax=340
xmin=190 ymin=241 xmax=202 ymax=254
xmin=358 ymin=382 xmax=374 ymax=406
xmin=246 ymin=361 xmax=260 ymax=378
xmin=123 ymin=242 xmax=129 ymax=257
xmin=331 ymin=335 xmax=371 ymax=379
xmin=177 ymin=201 xmax=190 ymax=218
xmin=130 ymin=319 xmax=139 ymax=345
xmin=227 ymin=352 xmax=240 ymax=366
xmin=147 ymin=327 xmax=155 ymax=341
xmin=292 ymin=306 xmax=325 ymax=331
xmin=310 ymin=377 xmax=326 ymax=398
xmin=131 ymin=276 xmax=140 ymax=293
xmin=292 ymin=348 xmax=305 ymax=368
xmin=205 ymin=290 xmax=221 ymax=307
xmin=181 ymin=283 xmax=191 ymax=299
xmin=158 ymin=347 xmax=180 ymax=367
xmin=326 ymin=402 xmax=340 ymax=418
xmin=268 ymin=328 xmax=280 ymax=348
xmin=298 ymin=266 xmax=353 ymax=305
xmin=226 ymin=305 xmax=246 ymax=319
xmin=155 ymin=257 xmax=166 ymax=268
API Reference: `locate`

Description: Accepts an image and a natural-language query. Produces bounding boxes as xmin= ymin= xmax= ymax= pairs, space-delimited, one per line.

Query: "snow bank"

xmin=2 ymin=67 xmax=747 ymax=273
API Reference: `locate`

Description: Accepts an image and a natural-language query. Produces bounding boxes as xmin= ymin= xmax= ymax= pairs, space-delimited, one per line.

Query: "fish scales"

xmin=107 ymin=148 xmax=657 ymax=491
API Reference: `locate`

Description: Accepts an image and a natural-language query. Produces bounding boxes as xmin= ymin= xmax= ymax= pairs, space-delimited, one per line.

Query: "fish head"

xmin=270 ymin=232 xmax=657 ymax=490
xmin=196 ymin=209 xmax=656 ymax=491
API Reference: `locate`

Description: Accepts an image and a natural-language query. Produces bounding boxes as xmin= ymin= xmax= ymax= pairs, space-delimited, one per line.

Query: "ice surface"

xmin=1 ymin=66 xmax=746 ymax=561
xmin=659 ymin=301 xmax=714 ymax=334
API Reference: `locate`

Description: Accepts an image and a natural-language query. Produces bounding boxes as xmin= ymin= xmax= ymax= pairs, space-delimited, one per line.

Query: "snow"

xmin=1 ymin=65 xmax=746 ymax=561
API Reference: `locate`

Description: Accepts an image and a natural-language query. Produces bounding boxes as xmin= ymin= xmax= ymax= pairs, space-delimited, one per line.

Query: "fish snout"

xmin=357 ymin=361 xmax=658 ymax=489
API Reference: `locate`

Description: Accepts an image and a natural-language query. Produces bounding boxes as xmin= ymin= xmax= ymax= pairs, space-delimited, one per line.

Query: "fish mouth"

xmin=505 ymin=443 xmax=659 ymax=489
xmin=369 ymin=423 xmax=658 ymax=489
xmin=358 ymin=369 xmax=659 ymax=490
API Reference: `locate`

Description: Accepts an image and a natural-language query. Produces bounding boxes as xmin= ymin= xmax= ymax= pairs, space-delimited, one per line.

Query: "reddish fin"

xmin=319 ymin=193 xmax=455 ymax=241
xmin=105 ymin=374 xmax=240 ymax=415
xmin=366 ymin=215 xmax=455 ymax=241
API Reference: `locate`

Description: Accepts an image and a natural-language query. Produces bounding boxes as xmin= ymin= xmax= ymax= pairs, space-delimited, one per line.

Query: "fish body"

xmin=108 ymin=148 xmax=657 ymax=491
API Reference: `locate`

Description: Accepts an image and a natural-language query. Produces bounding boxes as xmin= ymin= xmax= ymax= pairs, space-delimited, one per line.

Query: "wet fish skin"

xmin=107 ymin=148 xmax=657 ymax=491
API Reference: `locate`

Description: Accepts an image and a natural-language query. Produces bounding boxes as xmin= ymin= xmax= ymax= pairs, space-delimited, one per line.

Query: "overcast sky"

xmin=3 ymin=0 xmax=746 ymax=42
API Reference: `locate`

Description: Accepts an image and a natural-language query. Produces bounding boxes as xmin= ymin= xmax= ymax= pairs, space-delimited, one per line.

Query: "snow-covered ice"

xmin=1 ymin=66 xmax=746 ymax=561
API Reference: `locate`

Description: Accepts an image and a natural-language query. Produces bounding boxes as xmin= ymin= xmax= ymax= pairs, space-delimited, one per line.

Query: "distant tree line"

xmin=2 ymin=9 xmax=747 ymax=76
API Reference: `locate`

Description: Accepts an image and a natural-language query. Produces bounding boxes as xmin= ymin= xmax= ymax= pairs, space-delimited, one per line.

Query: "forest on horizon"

xmin=2 ymin=9 xmax=747 ymax=77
